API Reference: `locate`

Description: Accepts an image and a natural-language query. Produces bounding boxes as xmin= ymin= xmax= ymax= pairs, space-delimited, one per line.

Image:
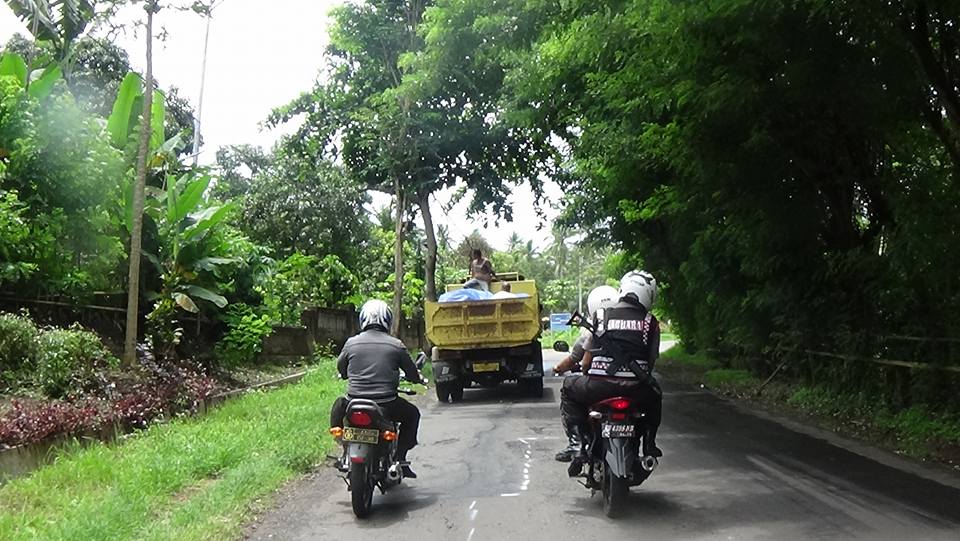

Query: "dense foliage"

xmin=412 ymin=0 xmax=960 ymax=407
xmin=5 ymin=0 xmax=959 ymax=419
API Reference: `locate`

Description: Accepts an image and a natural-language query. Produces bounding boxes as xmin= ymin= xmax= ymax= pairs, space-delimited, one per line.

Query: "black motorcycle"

xmin=574 ymin=395 xmax=658 ymax=517
xmin=563 ymin=311 xmax=659 ymax=517
xmin=331 ymin=354 xmax=426 ymax=518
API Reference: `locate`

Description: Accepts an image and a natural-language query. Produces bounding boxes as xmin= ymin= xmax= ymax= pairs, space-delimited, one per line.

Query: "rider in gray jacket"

xmin=330 ymin=299 xmax=424 ymax=477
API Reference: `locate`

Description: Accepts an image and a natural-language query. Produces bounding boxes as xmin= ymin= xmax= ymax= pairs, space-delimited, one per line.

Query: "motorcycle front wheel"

xmin=350 ymin=463 xmax=374 ymax=518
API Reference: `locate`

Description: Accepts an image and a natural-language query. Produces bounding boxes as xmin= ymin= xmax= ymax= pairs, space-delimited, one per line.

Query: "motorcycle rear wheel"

xmin=601 ymin=466 xmax=629 ymax=518
xmin=350 ymin=463 xmax=374 ymax=518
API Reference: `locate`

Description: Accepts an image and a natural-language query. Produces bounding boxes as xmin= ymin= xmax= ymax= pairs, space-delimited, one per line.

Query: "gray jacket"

xmin=337 ymin=329 xmax=421 ymax=402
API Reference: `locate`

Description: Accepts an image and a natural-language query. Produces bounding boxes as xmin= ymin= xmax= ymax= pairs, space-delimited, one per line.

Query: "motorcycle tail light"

xmin=348 ymin=411 xmax=373 ymax=426
xmin=383 ymin=431 xmax=398 ymax=442
xmin=350 ymin=456 xmax=365 ymax=463
xmin=610 ymin=399 xmax=631 ymax=410
xmin=610 ymin=412 xmax=627 ymax=421
xmin=329 ymin=427 xmax=343 ymax=438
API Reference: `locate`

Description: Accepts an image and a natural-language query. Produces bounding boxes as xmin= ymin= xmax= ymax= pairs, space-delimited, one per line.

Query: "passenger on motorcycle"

xmin=559 ymin=271 xmax=663 ymax=471
xmin=553 ymin=285 xmax=619 ymax=462
xmin=330 ymin=299 xmax=425 ymax=478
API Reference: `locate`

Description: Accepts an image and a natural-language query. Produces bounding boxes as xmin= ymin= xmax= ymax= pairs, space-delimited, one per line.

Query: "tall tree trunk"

xmin=418 ymin=188 xmax=438 ymax=302
xmin=391 ymin=179 xmax=405 ymax=337
xmin=122 ymin=2 xmax=156 ymax=364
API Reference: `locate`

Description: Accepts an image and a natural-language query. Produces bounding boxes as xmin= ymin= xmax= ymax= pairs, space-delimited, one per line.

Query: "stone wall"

xmin=302 ymin=307 xmax=428 ymax=352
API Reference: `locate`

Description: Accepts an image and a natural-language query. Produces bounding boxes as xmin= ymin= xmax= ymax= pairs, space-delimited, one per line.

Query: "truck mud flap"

xmin=432 ymin=360 xmax=460 ymax=383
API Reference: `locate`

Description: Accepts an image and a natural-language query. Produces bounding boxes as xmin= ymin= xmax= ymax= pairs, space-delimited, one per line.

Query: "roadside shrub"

xmin=0 ymin=399 xmax=109 ymax=448
xmin=215 ymin=303 xmax=273 ymax=368
xmin=34 ymin=327 xmax=118 ymax=398
xmin=0 ymin=312 xmax=39 ymax=379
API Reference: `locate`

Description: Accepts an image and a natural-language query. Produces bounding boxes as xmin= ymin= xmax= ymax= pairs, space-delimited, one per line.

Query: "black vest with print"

xmin=587 ymin=301 xmax=657 ymax=379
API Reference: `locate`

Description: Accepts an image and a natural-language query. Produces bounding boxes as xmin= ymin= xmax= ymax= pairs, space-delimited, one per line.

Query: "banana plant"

xmin=142 ymin=171 xmax=238 ymax=356
xmin=0 ymin=51 xmax=63 ymax=100
xmin=4 ymin=0 xmax=95 ymax=61
xmin=107 ymin=71 xmax=166 ymax=153
xmin=145 ymin=172 xmax=237 ymax=312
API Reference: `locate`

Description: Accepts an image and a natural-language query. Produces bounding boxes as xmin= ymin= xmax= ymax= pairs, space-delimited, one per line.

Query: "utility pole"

xmin=191 ymin=11 xmax=211 ymax=165
xmin=577 ymin=248 xmax=583 ymax=314
xmin=191 ymin=0 xmax=230 ymax=164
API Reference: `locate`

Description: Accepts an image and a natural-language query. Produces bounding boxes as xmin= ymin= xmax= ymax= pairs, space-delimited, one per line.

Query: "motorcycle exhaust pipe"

xmin=387 ymin=463 xmax=402 ymax=482
xmin=640 ymin=455 xmax=659 ymax=472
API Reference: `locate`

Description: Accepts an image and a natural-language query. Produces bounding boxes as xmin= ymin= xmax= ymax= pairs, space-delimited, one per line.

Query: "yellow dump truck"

xmin=424 ymin=273 xmax=543 ymax=402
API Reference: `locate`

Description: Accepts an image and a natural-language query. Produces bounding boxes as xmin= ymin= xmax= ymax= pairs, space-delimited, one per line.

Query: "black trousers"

xmin=330 ymin=395 xmax=421 ymax=459
xmin=560 ymin=374 xmax=661 ymax=431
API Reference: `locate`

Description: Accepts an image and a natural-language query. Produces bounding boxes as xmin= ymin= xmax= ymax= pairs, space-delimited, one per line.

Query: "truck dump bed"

xmin=425 ymin=279 xmax=540 ymax=350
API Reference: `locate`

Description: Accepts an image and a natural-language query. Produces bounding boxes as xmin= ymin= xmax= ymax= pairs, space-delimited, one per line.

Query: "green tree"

xmin=0 ymin=58 xmax=125 ymax=295
xmin=215 ymin=145 xmax=372 ymax=269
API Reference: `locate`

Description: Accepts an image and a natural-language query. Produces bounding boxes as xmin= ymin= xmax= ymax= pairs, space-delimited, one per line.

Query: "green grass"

xmin=703 ymin=368 xmax=754 ymax=387
xmin=0 ymin=360 xmax=345 ymax=541
xmin=660 ymin=343 xmax=720 ymax=368
xmin=787 ymin=386 xmax=960 ymax=457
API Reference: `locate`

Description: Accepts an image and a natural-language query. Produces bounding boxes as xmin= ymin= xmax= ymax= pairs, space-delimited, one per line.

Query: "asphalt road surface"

xmin=247 ymin=346 xmax=960 ymax=541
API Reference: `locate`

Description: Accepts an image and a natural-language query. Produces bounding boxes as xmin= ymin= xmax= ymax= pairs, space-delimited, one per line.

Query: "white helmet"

xmin=619 ymin=270 xmax=657 ymax=310
xmin=359 ymin=299 xmax=393 ymax=331
xmin=587 ymin=285 xmax=619 ymax=315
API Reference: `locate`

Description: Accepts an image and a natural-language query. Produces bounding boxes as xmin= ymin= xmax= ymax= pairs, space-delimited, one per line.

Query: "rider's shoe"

xmin=643 ymin=428 xmax=663 ymax=458
xmin=555 ymin=446 xmax=578 ymax=462
xmin=644 ymin=445 xmax=663 ymax=458
xmin=567 ymin=456 xmax=585 ymax=477
xmin=400 ymin=463 xmax=418 ymax=479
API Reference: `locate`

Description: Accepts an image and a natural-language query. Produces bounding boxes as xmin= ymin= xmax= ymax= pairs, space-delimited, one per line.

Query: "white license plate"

xmin=601 ymin=423 xmax=635 ymax=438
xmin=342 ymin=427 xmax=379 ymax=444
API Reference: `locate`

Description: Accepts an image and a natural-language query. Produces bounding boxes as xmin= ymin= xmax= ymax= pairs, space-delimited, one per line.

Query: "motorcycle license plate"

xmin=473 ymin=361 xmax=500 ymax=373
xmin=342 ymin=427 xmax=379 ymax=444
xmin=601 ymin=423 xmax=635 ymax=438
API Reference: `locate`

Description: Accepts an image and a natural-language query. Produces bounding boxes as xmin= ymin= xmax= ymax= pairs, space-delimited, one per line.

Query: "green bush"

xmin=0 ymin=312 xmax=39 ymax=382
xmin=33 ymin=326 xmax=118 ymax=398
xmin=215 ymin=304 xmax=273 ymax=368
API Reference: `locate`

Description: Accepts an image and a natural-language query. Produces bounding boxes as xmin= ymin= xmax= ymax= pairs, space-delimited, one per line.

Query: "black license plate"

xmin=601 ymin=422 xmax=635 ymax=438
xmin=342 ymin=427 xmax=379 ymax=444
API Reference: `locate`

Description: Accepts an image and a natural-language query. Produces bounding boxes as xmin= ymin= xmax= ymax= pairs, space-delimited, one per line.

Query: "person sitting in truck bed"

xmin=468 ymin=249 xmax=496 ymax=291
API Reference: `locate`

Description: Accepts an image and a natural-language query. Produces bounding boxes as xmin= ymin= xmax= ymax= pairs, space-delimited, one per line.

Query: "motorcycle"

xmin=330 ymin=353 xmax=427 ymax=518
xmin=574 ymin=395 xmax=658 ymax=517
xmin=564 ymin=311 xmax=660 ymax=517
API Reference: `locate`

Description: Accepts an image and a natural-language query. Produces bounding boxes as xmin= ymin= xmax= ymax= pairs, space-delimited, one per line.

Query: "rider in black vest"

xmin=559 ymin=270 xmax=663 ymax=464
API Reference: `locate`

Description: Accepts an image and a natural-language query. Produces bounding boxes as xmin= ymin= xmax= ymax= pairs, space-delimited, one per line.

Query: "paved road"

xmin=247 ymin=347 xmax=960 ymax=541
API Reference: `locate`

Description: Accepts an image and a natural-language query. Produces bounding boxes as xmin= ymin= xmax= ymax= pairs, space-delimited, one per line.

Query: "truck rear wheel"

xmin=450 ymin=382 xmax=464 ymax=402
xmin=436 ymin=382 xmax=451 ymax=403
xmin=520 ymin=377 xmax=544 ymax=398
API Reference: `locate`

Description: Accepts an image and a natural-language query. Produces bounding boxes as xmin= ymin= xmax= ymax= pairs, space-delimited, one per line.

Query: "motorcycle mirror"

xmin=566 ymin=311 xmax=587 ymax=327
xmin=553 ymin=340 xmax=570 ymax=352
